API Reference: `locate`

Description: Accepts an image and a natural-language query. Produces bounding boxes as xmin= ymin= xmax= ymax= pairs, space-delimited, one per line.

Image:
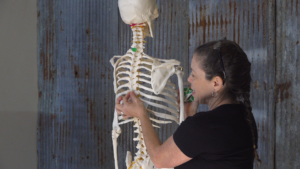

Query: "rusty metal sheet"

xmin=275 ymin=0 xmax=300 ymax=168
xmin=117 ymin=0 xmax=189 ymax=168
xmin=38 ymin=0 xmax=119 ymax=168
xmin=189 ymin=0 xmax=276 ymax=168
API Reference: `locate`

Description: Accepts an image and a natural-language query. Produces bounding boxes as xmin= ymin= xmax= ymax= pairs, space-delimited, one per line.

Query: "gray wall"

xmin=0 ymin=0 xmax=37 ymax=169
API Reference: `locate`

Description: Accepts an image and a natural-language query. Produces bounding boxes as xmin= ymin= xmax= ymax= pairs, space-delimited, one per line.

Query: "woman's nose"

xmin=187 ymin=76 xmax=192 ymax=83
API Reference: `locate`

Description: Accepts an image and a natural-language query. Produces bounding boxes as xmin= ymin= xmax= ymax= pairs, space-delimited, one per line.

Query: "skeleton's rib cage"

xmin=110 ymin=23 xmax=185 ymax=169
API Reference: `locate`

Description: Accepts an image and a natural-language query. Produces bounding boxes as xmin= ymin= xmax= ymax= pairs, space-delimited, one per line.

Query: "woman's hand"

xmin=177 ymin=88 xmax=199 ymax=119
xmin=183 ymin=100 xmax=198 ymax=118
xmin=115 ymin=91 xmax=147 ymax=119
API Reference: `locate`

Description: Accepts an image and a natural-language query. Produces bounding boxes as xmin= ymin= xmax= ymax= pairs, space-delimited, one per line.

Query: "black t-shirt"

xmin=173 ymin=104 xmax=254 ymax=169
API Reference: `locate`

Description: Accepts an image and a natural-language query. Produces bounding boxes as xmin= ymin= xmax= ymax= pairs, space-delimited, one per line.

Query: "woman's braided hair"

xmin=194 ymin=39 xmax=261 ymax=163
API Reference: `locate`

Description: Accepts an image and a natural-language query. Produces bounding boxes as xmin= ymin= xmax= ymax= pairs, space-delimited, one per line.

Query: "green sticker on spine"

xmin=132 ymin=48 xmax=137 ymax=52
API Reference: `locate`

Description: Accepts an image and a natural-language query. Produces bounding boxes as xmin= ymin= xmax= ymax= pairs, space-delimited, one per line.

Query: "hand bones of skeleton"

xmin=110 ymin=0 xmax=185 ymax=168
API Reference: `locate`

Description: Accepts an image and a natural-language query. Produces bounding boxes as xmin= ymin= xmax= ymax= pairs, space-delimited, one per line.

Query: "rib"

xmin=138 ymin=85 xmax=177 ymax=103
xmin=141 ymin=53 xmax=155 ymax=61
xmin=166 ymin=81 xmax=176 ymax=89
xmin=139 ymin=91 xmax=179 ymax=111
xmin=116 ymin=65 xmax=132 ymax=71
xmin=164 ymin=86 xmax=177 ymax=96
xmin=146 ymin=109 xmax=179 ymax=123
xmin=137 ymin=73 xmax=151 ymax=79
xmin=137 ymin=66 xmax=152 ymax=72
xmin=118 ymin=60 xmax=132 ymax=66
xmin=140 ymin=98 xmax=179 ymax=118
xmin=116 ymin=71 xmax=130 ymax=77
xmin=116 ymin=83 xmax=131 ymax=92
xmin=116 ymin=90 xmax=129 ymax=99
xmin=149 ymin=117 xmax=172 ymax=124
xmin=118 ymin=118 xmax=134 ymax=125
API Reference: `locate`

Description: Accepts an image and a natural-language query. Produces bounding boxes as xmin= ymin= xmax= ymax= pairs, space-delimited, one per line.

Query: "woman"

xmin=115 ymin=39 xmax=261 ymax=168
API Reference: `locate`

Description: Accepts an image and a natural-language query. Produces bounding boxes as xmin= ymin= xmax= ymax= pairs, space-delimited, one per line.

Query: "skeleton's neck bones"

xmin=130 ymin=23 xmax=146 ymax=54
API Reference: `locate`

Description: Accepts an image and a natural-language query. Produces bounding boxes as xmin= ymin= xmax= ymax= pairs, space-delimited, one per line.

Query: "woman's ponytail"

xmin=243 ymin=92 xmax=261 ymax=163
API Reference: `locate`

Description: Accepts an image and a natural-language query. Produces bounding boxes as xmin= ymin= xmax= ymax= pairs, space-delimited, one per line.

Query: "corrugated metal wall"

xmin=37 ymin=0 xmax=299 ymax=168
xmin=275 ymin=0 xmax=300 ymax=168
xmin=37 ymin=0 xmax=119 ymax=168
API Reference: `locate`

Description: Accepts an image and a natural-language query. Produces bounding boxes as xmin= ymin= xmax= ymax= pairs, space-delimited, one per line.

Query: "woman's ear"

xmin=213 ymin=76 xmax=223 ymax=91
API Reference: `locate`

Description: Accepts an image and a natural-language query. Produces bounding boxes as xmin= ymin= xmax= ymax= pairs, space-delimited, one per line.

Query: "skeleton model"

xmin=110 ymin=0 xmax=185 ymax=168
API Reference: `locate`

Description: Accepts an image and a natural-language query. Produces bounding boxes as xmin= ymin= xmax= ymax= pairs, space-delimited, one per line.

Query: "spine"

xmin=130 ymin=118 xmax=150 ymax=168
xmin=130 ymin=23 xmax=146 ymax=54
xmin=128 ymin=24 xmax=153 ymax=169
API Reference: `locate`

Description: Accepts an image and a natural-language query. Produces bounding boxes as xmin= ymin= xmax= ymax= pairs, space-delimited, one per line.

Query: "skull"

xmin=118 ymin=0 xmax=159 ymax=37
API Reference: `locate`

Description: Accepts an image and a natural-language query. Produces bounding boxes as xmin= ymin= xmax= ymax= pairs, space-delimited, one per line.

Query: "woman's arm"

xmin=183 ymin=101 xmax=198 ymax=119
xmin=115 ymin=91 xmax=192 ymax=168
xmin=138 ymin=111 xmax=192 ymax=168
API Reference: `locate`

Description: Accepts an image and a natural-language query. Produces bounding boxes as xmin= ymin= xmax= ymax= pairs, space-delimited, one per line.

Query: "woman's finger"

xmin=116 ymin=108 xmax=122 ymax=115
xmin=124 ymin=91 xmax=131 ymax=103
xmin=116 ymin=96 xmax=123 ymax=104
xmin=129 ymin=91 xmax=137 ymax=102
xmin=115 ymin=106 xmax=122 ymax=113
xmin=116 ymin=103 xmax=122 ymax=110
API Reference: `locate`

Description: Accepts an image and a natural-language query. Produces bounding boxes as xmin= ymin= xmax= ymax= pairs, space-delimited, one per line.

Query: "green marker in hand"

xmin=184 ymin=88 xmax=194 ymax=102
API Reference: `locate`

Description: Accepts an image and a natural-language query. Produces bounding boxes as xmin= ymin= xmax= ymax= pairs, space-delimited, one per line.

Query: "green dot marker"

xmin=132 ymin=48 xmax=137 ymax=52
